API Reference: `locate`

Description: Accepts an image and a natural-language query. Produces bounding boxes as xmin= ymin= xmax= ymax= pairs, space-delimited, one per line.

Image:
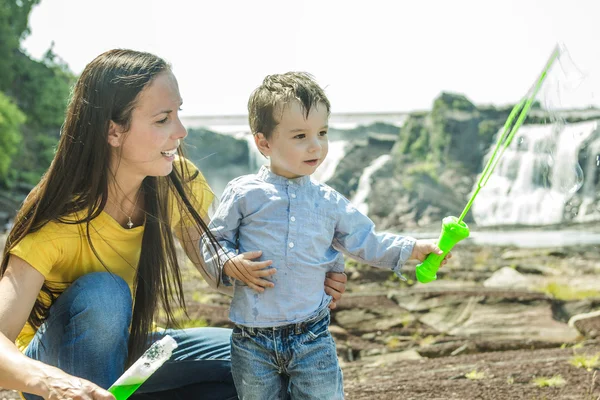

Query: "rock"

xmin=445 ymin=302 xmax=579 ymax=343
xmin=334 ymin=309 xmax=378 ymax=331
xmin=361 ymin=333 xmax=376 ymax=340
xmin=551 ymin=299 xmax=600 ymax=323
xmin=329 ymin=324 xmax=350 ymax=340
xmin=514 ymin=264 xmax=560 ymax=276
xmin=362 ymin=349 xmax=423 ymax=367
xmin=483 ymin=267 xmax=529 ymax=289
xmin=568 ymin=310 xmax=600 ymax=338
xmin=418 ymin=296 xmax=483 ymax=333
xmin=501 ymin=249 xmax=547 ymax=260
xmin=373 ymin=314 xmax=415 ymax=330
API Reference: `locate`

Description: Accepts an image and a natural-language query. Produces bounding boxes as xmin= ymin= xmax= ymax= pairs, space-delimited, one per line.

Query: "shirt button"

xmin=290 ymin=216 xmax=296 ymax=222
xmin=291 ymin=193 xmax=296 ymax=199
xmin=288 ymin=242 xmax=294 ymax=248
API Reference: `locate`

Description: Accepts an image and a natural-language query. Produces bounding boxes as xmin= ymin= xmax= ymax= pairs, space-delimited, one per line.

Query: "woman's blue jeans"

xmin=22 ymin=272 xmax=237 ymax=400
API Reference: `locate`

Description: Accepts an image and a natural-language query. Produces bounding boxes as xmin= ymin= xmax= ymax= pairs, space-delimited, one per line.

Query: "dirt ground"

xmin=342 ymin=343 xmax=600 ymax=400
xmin=2 ymin=237 xmax=600 ymax=399
xmin=2 ymin=343 xmax=599 ymax=399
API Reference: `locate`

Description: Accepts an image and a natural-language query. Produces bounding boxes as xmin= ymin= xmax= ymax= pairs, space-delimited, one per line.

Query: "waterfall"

xmin=577 ymin=137 xmax=600 ymax=221
xmin=352 ymin=155 xmax=391 ymax=215
xmin=472 ymin=120 xmax=598 ymax=226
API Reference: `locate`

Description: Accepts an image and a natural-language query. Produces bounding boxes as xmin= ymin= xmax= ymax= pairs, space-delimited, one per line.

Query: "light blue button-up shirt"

xmin=206 ymin=166 xmax=416 ymax=327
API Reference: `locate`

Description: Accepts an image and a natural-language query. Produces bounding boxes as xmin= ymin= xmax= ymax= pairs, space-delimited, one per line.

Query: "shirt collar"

xmin=257 ymin=165 xmax=311 ymax=186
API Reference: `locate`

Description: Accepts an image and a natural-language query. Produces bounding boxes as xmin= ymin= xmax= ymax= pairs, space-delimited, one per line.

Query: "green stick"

xmin=415 ymin=45 xmax=561 ymax=284
xmin=458 ymin=46 xmax=561 ymax=223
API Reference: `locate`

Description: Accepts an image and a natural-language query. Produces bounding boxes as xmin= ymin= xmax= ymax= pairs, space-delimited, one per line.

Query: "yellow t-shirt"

xmin=10 ymin=158 xmax=214 ymax=352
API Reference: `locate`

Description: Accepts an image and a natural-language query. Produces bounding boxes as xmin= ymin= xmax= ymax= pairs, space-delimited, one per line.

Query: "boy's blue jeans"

xmin=231 ymin=307 xmax=344 ymax=400
xmin=22 ymin=272 xmax=237 ymax=400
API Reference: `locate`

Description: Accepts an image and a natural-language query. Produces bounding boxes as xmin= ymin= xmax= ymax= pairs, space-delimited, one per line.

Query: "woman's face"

xmin=109 ymin=71 xmax=187 ymax=180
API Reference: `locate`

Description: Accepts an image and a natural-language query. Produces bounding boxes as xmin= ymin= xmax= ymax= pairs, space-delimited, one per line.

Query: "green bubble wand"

xmin=415 ymin=45 xmax=562 ymax=283
xmin=108 ymin=335 xmax=178 ymax=399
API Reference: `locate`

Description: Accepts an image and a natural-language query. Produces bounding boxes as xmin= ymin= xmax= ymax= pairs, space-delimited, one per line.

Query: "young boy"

xmin=205 ymin=72 xmax=448 ymax=399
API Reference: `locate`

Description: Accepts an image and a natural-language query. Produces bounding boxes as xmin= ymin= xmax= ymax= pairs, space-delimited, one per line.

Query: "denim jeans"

xmin=231 ymin=308 xmax=344 ymax=400
xmin=22 ymin=272 xmax=237 ymax=400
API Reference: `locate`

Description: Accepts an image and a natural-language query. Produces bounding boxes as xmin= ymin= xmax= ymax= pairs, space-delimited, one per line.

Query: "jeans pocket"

xmin=305 ymin=313 xmax=331 ymax=342
xmin=231 ymin=326 xmax=245 ymax=338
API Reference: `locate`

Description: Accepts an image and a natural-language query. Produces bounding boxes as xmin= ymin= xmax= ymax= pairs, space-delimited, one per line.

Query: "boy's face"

xmin=256 ymin=100 xmax=329 ymax=179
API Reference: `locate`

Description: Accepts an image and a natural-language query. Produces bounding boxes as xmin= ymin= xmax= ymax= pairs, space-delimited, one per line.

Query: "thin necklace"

xmin=110 ymin=189 xmax=142 ymax=229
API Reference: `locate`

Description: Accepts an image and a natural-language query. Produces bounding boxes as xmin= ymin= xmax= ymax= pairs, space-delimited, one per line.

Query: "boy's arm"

xmin=332 ymin=197 xmax=417 ymax=278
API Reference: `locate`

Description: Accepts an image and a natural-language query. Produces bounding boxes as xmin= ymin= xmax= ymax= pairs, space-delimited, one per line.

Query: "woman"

xmin=0 ymin=49 xmax=347 ymax=400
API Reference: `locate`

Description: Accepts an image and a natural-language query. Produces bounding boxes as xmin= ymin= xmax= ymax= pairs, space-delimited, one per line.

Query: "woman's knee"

xmin=69 ymin=272 xmax=132 ymax=330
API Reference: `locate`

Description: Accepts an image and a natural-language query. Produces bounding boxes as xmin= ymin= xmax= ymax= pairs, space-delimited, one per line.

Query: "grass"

xmin=385 ymin=337 xmax=403 ymax=350
xmin=465 ymin=370 xmax=486 ymax=380
xmin=418 ymin=335 xmax=437 ymax=347
xmin=531 ymin=375 xmax=566 ymax=388
xmin=569 ymin=353 xmax=600 ymax=371
xmin=179 ymin=318 xmax=209 ymax=329
xmin=538 ymin=282 xmax=600 ymax=301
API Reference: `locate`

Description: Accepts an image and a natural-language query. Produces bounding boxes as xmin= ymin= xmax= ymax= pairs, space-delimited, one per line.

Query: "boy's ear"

xmin=254 ymin=133 xmax=271 ymax=156
xmin=107 ymin=121 xmax=124 ymax=148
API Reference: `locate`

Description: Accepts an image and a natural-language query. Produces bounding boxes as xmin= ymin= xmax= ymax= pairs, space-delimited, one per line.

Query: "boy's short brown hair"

xmin=248 ymin=72 xmax=331 ymax=140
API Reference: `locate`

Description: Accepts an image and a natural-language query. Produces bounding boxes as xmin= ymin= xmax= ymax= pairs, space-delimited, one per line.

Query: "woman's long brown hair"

xmin=0 ymin=49 xmax=222 ymax=366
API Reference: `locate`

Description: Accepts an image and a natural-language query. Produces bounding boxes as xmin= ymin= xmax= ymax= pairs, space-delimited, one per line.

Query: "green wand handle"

xmin=415 ymin=216 xmax=470 ymax=283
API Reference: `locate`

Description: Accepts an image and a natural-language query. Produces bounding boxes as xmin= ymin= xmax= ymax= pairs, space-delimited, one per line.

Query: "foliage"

xmin=465 ymin=370 xmax=486 ymax=380
xmin=405 ymin=162 xmax=439 ymax=183
xmin=0 ymin=0 xmax=41 ymax=92
xmin=0 ymin=92 xmax=26 ymax=184
xmin=178 ymin=317 xmax=209 ymax=329
xmin=478 ymin=119 xmax=501 ymax=141
xmin=531 ymin=375 xmax=566 ymax=388
xmin=0 ymin=2 xmax=75 ymax=188
xmin=11 ymin=47 xmax=74 ymax=129
xmin=396 ymin=115 xmax=429 ymax=160
xmin=540 ymin=282 xmax=600 ymax=301
xmin=569 ymin=354 xmax=600 ymax=371
xmin=433 ymin=92 xmax=477 ymax=113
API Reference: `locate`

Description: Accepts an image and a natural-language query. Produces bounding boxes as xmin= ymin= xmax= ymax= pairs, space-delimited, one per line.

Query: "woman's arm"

xmin=175 ymin=225 xmax=348 ymax=300
xmin=174 ymin=223 xmax=234 ymax=296
xmin=0 ymin=255 xmax=114 ymax=399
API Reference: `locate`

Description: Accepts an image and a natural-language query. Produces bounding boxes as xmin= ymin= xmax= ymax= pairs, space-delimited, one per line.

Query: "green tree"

xmin=0 ymin=1 xmax=75 ymax=187
xmin=0 ymin=0 xmax=41 ymax=92
xmin=12 ymin=46 xmax=74 ymax=129
xmin=0 ymin=91 xmax=25 ymax=184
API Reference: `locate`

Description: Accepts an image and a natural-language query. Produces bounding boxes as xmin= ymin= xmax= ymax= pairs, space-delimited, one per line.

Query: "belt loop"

xmin=244 ymin=326 xmax=253 ymax=338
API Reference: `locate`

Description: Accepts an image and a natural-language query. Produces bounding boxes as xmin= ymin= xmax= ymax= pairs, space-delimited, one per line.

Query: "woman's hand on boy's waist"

xmin=223 ymin=250 xmax=276 ymax=292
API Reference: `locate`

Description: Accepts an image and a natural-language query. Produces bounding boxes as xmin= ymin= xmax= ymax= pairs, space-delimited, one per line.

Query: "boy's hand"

xmin=224 ymin=250 xmax=276 ymax=292
xmin=410 ymin=239 xmax=452 ymax=266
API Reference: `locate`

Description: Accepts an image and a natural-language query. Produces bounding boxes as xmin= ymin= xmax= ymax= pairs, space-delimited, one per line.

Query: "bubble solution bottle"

xmin=108 ymin=335 xmax=178 ymax=400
